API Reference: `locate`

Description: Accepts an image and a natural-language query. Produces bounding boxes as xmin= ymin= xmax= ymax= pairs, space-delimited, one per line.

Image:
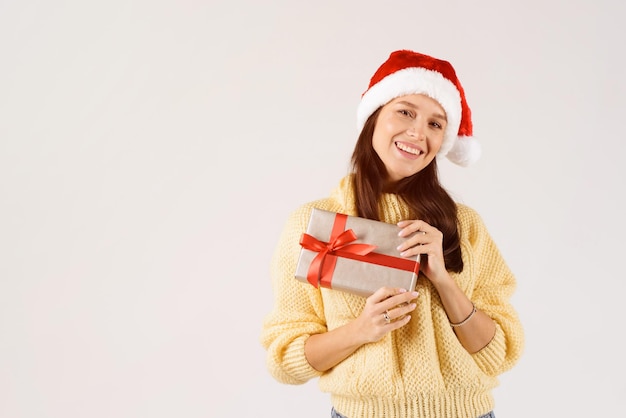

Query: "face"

xmin=372 ymin=94 xmax=447 ymax=184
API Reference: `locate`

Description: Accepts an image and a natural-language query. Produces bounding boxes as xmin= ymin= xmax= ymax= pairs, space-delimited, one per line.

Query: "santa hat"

xmin=357 ymin=50 xmax=481 ymax=166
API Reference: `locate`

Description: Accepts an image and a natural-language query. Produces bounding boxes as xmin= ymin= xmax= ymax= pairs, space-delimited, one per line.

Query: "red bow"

xmin=299 ymin=229 xmax=376 ymax=288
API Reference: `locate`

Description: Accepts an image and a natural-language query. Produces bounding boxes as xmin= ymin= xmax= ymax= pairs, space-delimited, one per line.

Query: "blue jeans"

xmin=331 ymin=407 xmax=495 ymax=418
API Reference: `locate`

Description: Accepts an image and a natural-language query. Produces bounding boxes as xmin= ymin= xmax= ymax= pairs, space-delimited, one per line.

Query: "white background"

xmin=1 ymin=1 xmax=625 ymax=417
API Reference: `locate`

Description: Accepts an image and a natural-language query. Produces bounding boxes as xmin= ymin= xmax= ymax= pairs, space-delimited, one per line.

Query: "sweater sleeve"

xmin=259 ymin=203 xmax=327 ymax=385
xmin=457 ymin=205 xmax=525 ymax=377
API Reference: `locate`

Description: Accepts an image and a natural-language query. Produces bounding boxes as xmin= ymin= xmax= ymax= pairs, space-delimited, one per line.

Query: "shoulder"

xmin=455 ymin=203 xmax=488 ymax=240
xmin=456 ymin=203 xmax=483 ymax=225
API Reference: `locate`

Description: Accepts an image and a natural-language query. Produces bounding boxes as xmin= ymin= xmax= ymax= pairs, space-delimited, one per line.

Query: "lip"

xmin=395 ymin=141 xmax=424 ymax=159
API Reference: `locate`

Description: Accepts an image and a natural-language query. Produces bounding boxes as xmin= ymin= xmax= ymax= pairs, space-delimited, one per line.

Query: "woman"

xmin=260 ymin=49 xmax=524 ymax=418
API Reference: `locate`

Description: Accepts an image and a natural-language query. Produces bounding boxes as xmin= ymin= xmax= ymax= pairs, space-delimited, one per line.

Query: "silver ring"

xmin=383 ymin=311 xmax=391 ymax=324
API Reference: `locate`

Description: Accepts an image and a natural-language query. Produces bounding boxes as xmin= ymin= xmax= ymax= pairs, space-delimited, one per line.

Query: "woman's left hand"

xmin=396 ymin=220 xmax=448 ymax=284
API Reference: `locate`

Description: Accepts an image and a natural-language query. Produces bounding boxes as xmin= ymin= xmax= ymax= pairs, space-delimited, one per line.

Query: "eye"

xmin=429 ymin=120 xmax=443 ymax=129
xmin=398 ymin=109 xmax=413 ymax=117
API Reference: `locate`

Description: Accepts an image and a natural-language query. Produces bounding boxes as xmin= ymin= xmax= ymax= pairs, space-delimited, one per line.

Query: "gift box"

xmin=295 ymin=208 xmax=420 ymax=297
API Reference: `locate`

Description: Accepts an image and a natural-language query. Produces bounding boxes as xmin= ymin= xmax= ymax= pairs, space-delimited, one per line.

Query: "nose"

xmin=407 ymin=121 xmax=427 ymax=141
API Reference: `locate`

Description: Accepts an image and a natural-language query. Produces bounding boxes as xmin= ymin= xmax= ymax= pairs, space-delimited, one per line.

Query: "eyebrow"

xmin=396 ymin=100 xmax=447 ymax=121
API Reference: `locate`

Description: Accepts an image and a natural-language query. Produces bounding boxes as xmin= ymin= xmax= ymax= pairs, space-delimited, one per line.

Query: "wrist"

xmin=449 ymin=302 xmax=477 ymax=328
xmin=430 ymin=271 xmax=454 ymax=292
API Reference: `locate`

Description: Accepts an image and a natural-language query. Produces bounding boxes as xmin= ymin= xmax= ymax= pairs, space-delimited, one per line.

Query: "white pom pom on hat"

xmin=357 ymin=50 xmax=481 ymax=167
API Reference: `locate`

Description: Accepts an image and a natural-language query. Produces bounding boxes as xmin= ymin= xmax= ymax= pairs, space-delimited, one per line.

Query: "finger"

xmin=385 ymin=313 xmax=412 ymax=328
xmin=397 ymin=227 xmax=434 ymax=254
xmin=398 ymin=241 xmax=429 ymax=257
xmin=381 ymin=310 xmax=392 ymax=324
xmin=397 ymin=220 xmax=430 ymax=237
xmin=397 ymin=233 xmax=427 ymax=252
xmin=381 ymin=291 xmax=419 ymax=312
xmin=368 ymin=286 xmax=407 ymax=304
xmin=384 ymin=301 xmax=417 ymax=322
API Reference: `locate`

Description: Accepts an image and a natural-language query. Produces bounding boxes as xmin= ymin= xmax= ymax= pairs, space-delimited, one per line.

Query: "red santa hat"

xmin=357 ymin=50 xmax=481 ymax=167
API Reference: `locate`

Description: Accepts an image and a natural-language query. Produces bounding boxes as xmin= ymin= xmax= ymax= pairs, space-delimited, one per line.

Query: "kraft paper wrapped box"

xmin=295 ymin=208 xmax=421 ymax=297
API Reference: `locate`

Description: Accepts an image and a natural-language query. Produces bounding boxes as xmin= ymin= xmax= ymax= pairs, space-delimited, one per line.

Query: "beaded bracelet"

xmin=450 ymin=303 xmax=477 ymax=328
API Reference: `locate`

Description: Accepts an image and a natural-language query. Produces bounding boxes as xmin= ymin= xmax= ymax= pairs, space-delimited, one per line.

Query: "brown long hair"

xmin=350 ymin=108 xmax=463 ymax=272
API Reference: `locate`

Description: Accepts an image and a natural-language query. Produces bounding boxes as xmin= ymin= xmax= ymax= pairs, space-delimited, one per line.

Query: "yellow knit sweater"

xmin=260 ymin=175 xmax=524 ymax=418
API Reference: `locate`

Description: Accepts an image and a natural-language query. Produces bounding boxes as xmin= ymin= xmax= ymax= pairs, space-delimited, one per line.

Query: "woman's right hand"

xmin=304 ymin=287 xmax=419 ymax=371
xmin=354 ymin=287 xmax=419 ymax=343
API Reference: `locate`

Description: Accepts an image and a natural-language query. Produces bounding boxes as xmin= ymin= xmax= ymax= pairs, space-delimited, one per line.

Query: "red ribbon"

xmin=299 ymin=213 xmax=419 ymax=289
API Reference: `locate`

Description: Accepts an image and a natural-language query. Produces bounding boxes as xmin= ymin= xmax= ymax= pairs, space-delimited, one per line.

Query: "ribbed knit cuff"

xmin=280 ymin=335 xmax=323 ymax=383
xmin=471 ymin=325 xmax=507 ymax=376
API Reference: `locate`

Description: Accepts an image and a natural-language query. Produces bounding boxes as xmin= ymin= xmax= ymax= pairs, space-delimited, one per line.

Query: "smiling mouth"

xmin=395 ymin=142 xmax=423 ymax=156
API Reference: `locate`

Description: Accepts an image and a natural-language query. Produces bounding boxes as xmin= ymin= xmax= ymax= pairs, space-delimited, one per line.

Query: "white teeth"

xmin=396 ymin=142 xmax=421 ymax=155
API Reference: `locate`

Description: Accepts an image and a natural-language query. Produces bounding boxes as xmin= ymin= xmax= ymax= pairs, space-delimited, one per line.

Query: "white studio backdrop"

xmin=1 ymin=1 xmax=625 ymax=417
